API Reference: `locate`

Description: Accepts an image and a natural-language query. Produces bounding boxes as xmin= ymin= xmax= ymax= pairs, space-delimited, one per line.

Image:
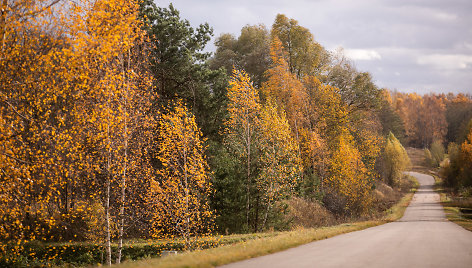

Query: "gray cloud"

xmin=155 ymin=0 xmax=472 ymax=94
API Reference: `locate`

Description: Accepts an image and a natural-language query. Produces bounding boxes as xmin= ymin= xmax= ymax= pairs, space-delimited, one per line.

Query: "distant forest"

xmin=1 ymin=0 xmax=471 ymax=266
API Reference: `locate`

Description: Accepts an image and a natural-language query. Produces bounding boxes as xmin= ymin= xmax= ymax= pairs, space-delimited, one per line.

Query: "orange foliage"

xmin=262 ymin=37 xmax=310 ymax=133
xmin=392 ymin=92 xmax=447 ymax=147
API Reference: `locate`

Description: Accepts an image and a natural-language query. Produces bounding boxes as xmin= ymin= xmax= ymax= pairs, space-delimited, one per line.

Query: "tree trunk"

xmin=254 ymin=194 xmax=260 ymax=232
xmin=116 ymin=58 xmax=128 ymax=264
xmin=184 ymin=146 xmax=190 ymax=249
xmin=105 ymin=82 xmax=112 ymax=266
xmin=246 ymin=121 xmax=251 ymax=230
xmin=105 ymin=174 xmax=112 ymax=266
xmin=262 ymin=201 xmax=271 ymax=230
xmin=0 ymin=0 xmax=7 ymax=52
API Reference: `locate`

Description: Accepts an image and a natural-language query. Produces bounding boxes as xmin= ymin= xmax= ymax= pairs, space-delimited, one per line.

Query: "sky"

xmin=155 ymin=0 xmax=472 ymax=94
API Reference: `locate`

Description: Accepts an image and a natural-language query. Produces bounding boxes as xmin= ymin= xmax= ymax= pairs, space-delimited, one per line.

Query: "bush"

xmin=429 ymin=140 xmax=445 ymax=167
xmin=322 ymin=191 xmax=347 ymax=216
xmin=424 ymin=148 xmax=434 ymax=167
xmin=440 ymin=143 xmax=460 ymax=187
xmin=285 ymin=197 xmax=335 ymax=228
xmin=441 ymin=127 xmax=472 ymax=188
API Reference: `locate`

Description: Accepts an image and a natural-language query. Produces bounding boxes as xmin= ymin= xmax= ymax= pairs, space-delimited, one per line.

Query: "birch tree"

xmin=223 ymin=69 xmax=261 ymax=230
xmin=149 ymin=101 xmax=214 ymax=249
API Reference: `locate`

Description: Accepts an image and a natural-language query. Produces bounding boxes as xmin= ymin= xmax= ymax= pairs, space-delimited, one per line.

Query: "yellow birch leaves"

xmin=149 ymin=101 xmax=214 ymax=249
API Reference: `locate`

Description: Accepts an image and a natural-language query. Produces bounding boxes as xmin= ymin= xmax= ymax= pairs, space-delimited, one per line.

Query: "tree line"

xmin=1 ymin=0 xmax=471 ymax=266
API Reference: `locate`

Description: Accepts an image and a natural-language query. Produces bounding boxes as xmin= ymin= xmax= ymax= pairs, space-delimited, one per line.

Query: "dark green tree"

xmin=445 ymin=94 xmax=472 ymax=144
xmin=210 ymin=24 xmax=271 ymax=88
xmin=139 ymin=1 xmax=228 ymax=139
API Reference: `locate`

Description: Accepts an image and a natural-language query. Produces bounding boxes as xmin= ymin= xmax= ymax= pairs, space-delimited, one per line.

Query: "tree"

xmin=378 ymin=90 xmax=406 ymax=142
xmin=445 ymin=94 xmax=472 ymax=144
xmin=327 ymin=134 xmax=372 ymax=214
xmin=429 ymin=140 xmax=445 ymax=167
xmin=458 ymin=127 xmax=472 ymax=186
xmin=148 ymin=101 xmax=214 ymax=249
xmin=1 ymin=0 xmax=154 ymax=265
xmin=392 ymin=92 xmax=448 ymax=147
xmin=271 ymin=14 xmax=329 ymax=78
xmin=298 ymin=128 xmax=329 ymax=198
xmin=223 ymin=69 xmax=261 ymax=231
xmin=383 ymin=132 xmax=410 ymax=186
xmin=73 ymin=0 xmax=154 ymax=263
xmin=0 ymin=0 xmax=87 ymax=261
xmin=258 ymin=100 xmax=301 ymax=230
xmin=303 ymin=76 xmax=348 ymax=146
xmin=262 ymin=37 xmax=310 ymax=133
xmin=140 ymin=1 xmax=227 ymax=139
xmin=442 ymin=125 xmax=472 ymax=188
xmin=327 ymin=49 xmax=382 ymax=114
xmin=419 ymin=94 xmax=448 ymax=147
xmin=210 ymin=24 xmax=271 ymax=88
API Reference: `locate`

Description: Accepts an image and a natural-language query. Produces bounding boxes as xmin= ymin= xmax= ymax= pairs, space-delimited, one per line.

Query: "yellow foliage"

xmin=258 ymin=100 xmax=302 ymax=227
xmin=327 ymin=135 xmax=372 ymax=214
xmin=383 ymin=132 xmax=410 ymax=186
xmin=0 ymin=0 xmax=152 ymax=263
xmin=148 ymin=101 xmax=214 ymax=250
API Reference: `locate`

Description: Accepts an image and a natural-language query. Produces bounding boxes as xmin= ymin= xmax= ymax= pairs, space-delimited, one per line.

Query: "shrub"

xmin=285 ymin=197 xmax=335 ymax=228
xmin=322 ymin=191 xmax=347 ymax=216
xmin=424 ymin=148 xmax=434 ymax=167
xmin=429 ymin=140 xmax=445 ymax=167
xmin=441 ymin=127 xmax=472 ymax=188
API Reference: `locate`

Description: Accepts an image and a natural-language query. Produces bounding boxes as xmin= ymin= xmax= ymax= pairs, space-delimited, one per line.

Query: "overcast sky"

xmin=155 ymin=0 xmax=472 ymax=94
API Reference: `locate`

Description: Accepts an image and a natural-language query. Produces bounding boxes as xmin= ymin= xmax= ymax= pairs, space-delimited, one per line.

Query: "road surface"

xmin=221 ymin=172 xmax=472 ymax=268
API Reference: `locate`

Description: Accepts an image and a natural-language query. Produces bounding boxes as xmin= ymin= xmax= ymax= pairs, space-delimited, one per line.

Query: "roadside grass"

xmin=438 ymin=183 xmax=472 ymax=232
xmin=117 ymin=177 xmax=417 ymax=268
xmin=9 ymin=233 xmax=281 ymax=267
xmin=440 ymin=204 xmax=472 ymax=232
xmin=383 ymin=175 xmax=418 ymax=222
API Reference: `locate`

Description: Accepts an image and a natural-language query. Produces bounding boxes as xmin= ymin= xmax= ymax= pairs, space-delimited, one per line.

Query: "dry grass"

xmin=439 ymin=189 xmax=472 ymax=232
xmin=440 ymin=193 xmax=472 ymax=232
xmin=284 ymin=197 xmax=337 ymax=228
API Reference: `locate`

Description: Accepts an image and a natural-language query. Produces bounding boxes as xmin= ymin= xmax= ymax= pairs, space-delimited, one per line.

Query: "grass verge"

xmin=117 ymin=222 xmax=381 ymax=268
xmin=433 ymin=175 xmax=472 ymax=232
xmin=439 ymin=191 xmax=472 ymax=232
xmin=117 ymin=180 xmax=417 ymax=268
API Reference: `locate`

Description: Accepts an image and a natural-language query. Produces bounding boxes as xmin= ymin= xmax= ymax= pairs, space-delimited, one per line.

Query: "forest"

xmin=1 ymin=0 xmax=472 ymax=266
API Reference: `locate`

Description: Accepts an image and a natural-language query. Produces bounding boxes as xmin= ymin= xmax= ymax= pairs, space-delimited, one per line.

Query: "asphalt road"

xmin=220 ymin=172 xmax=472 ymax=268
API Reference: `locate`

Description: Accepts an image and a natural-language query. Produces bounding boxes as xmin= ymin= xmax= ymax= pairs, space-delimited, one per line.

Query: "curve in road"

xmin=220 ymin=172 xmax=472 ymax=268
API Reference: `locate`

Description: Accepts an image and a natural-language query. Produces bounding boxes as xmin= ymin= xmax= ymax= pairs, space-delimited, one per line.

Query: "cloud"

xmin=154 ymin=0 xmax=472 ymax=93
xmin=417 ymin=54 xmax=472 ymax=70
xmin=345 ymin=49 xmax=382 ymax=61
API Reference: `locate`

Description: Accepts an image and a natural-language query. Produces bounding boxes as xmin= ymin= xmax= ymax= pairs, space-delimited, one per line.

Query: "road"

xmin=220 ymin=172 xmax=472 ymax=268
